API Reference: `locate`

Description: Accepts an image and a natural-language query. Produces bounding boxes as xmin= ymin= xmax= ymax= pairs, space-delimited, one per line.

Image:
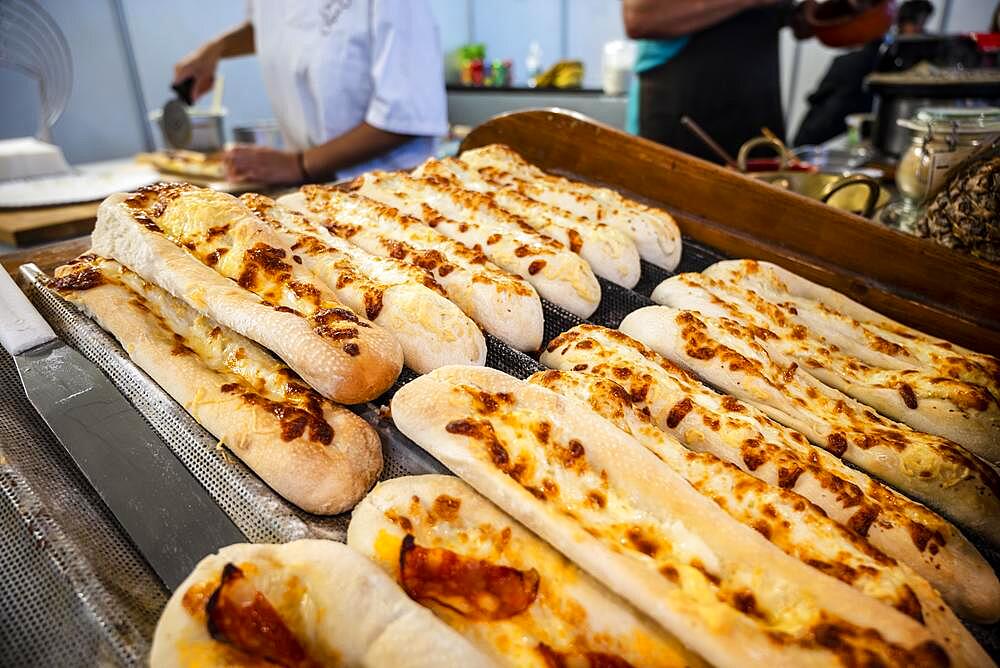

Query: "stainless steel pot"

xmin=737 ymin=137 xmax=889 ymax=217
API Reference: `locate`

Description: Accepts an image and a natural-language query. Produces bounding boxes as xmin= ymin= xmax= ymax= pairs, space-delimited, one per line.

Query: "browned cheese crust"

xmin=90 ymin=184 xmax=403 ymax=403
xmin=540 ymin=324 xmax=1000 ymax=623
xmin=52 ymin=255 xmax=382 ymax=514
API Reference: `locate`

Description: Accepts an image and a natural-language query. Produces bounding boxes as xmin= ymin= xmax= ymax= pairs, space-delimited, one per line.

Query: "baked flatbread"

xmin=703 ymin=260 xmax=1000 ymax=400
xmin=459 ymin=143 xmax=682 ymax=270
xmin=137 ymin=150 xmax=225 ymax=180
xmin=528 ymin=369 xmax=991 ymax=667
xmin=91 ymin=184 xmax=403 ymax=403
xmin=619 ymin=306 xmax=1000 ymax=549
xmin=651 ymin=271 xmax=1000 ymax=461
xmin=150 ymin=540 xmax=494 ymax=667
xmin=240 ymin=193 xmax=486 ymax=373
xmin=349 ymin=474 xmax=706 ymax=667
xmin=353 ymin=170 xmax=601 ymax=318
xmin=52 ymin=255 xmax=381 ymax=514
xmin=540 ymin=324 xmax=1000 ymax=623
xmin=279 ymin=187 xmax=543 ymax=352
xmin=414 ymin=157 xmax=641 ymax=288
xmin=391 ymin=365 xmax=951 ymax=668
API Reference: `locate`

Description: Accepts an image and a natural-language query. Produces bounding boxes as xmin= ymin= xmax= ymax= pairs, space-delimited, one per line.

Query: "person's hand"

xmin=173 ymin=41 xmax=223 ymax=101
xmin=223 ymin=145 xmax=304 ymax=184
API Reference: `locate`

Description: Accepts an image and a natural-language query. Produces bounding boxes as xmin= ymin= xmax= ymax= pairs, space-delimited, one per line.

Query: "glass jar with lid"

xmin=896 ymin=107 xmax=1000 ymax=207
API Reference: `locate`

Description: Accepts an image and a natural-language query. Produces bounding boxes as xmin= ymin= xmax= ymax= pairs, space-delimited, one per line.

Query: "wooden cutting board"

xmin=0 ymin=202 xmax=99 ymax=247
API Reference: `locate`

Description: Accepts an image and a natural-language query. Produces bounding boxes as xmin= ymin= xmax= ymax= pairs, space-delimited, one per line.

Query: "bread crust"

xmin=150 ymin=540 xmax=494 ymax=667
xmin=354 ymin=171 xmax=601 ymax=318
xmin=459 ymin=144 xmax=682 ymax=271
xmin=54 ymin=256 xmax=382 ymax=514
xmin=651 ymin=272 xmax=1000 ymax=461
xmin=240 ymin=193 xmax=486 ymax=373
xmin=540 ymin=324 xmax=1000 ymax=623
xmin=527 ymin=369 xmax=992 ymax=667
xmin=281 ymin=188 xmax=544 ymax=352
xmin=620 ymin=306 xmax=1000 ymax=548
xmin=349 ymin=474 xmax=705 ymax=668
xmin=704 ymin=260 xmax=1000 ymax=401
xmin=414 ymin=158 xmax=642 ymax=288
xmin=391 ymin=366 xmax=950 ymax=668
xmin=91 ymin=188 xmax=402 ymax=403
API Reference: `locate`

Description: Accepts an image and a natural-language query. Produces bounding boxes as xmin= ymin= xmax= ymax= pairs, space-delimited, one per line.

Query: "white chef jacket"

xmin=247 ymin=0 xmax=448 ymax=179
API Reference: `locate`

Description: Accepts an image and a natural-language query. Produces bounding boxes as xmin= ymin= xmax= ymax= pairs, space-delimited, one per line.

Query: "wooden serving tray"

xmin=460 ymin=109 xmax=1000 ymax=355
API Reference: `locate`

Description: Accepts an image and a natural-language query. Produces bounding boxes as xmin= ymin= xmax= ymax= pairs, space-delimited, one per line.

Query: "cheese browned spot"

xmin=535 ymin=642 xmax=634 ymax=668
xmin=897 ymin=383 xmax=919 ymax=410
xmin=398 ymin=534 xmax=540 ymax=620
xmin=206 ymin=563 xmax=315 ymax=667
xmin=219 ymin=384 xmax=333 ymax=445
xmin=47 ymin=265 xmax=105 ymax=291
xmin=666 ymin=398 xmax=693 ymax=428
xmin=566 ymin=228 xmax=583 ymax=254
xmin=791 ymin=615 xmax=948 ymax=668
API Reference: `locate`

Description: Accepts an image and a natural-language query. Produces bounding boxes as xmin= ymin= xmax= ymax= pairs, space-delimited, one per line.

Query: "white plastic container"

xmin=602 ymin=40 xmax=636 ymax=96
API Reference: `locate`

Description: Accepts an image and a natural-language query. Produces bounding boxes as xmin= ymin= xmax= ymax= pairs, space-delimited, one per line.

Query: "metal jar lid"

xmin=898 ymin=107 xmax=1000 ymax=135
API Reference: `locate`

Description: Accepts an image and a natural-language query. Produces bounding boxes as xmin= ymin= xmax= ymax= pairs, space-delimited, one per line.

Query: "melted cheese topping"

xmin=356 ymin=172 xmax=600 ymax=305
xmin=527 ymin=370 xmax=927 ymax=622
xmin=417 ymin=158 xmax=634 ymax=266
xmin=540 ymin=325 xmax=960 ymax=558
xmin=55 ymin=256 xmax=339 ymax=446
xmin=299 ymin=185 xmax=535 ymax=298
xmin=434 ymin=380 xmax=946 ymax=665
xmin=661 ymin=273 xmax=998 ymax=417
xmin=121 ymin=185 xmax=381 ymax=359
xmin=459 ymin=144 xmax=679 ymax=246
xmin=363 ymin=484 xmax=698 ymax=668
xmin=704 ymin=260 xmax=1000 ymax=400
xmin=666 ymin=309 xmax=999 ymax=496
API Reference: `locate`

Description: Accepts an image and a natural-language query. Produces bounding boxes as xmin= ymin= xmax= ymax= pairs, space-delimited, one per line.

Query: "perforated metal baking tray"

xmin=5 ymin=236 xmax=996 ymax=665
xmin=0 ymin=239 xmax=724 ymax=666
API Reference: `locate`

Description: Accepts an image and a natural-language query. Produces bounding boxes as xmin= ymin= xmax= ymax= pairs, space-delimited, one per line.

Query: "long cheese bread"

xmin=391 ymin=366 xmax=951 ymax=668
xmin=413 ymin=157 xmax=642 ymax=288
xmin=279 ymin=187 xmax=543 ymax=352
xmin=151 ymin=540 xmax=494 ymax=667
xmin=527 ymin=370 xmax=991 ymax=667
xmin=651 ymin=272 xmax=1000 ymax=461
xmin=51 ymin=256 xmax=382 ymax=514
xmin=353 ymin=170 xmax=602 ymax=318
xmin=619 ymin=306 xmax=1000 ymax=548
xmin=459 ymin=143 xmax=682 ymax=270
xmin=136 ymin=149 xmax=225 ymax=180
xmin=239 ymin=193 xmax=486 ymax=373
xmin=91 ymin=185 xmax=403 ymax=403
xmin=349 ymin=475 xmax=706 ymax=668
xmin=540 ymin=325 xmax=1000 ymax=623
xmin=703 ymin=260 xmax=1000 ymax=401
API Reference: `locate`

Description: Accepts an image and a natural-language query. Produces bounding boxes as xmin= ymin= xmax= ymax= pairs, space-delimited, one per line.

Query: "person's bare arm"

xmin=302 ymin=122 xmax=412 ymax=180
xmin=224 ymin=122 xmax=413 ymax=184
xmin=173 ymin=22 xmax=255 ymax=99
xmin=622 ymin=0 xmax=781 ymax=38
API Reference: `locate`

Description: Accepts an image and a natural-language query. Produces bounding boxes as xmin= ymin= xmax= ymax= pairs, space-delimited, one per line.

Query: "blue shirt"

xmin=626 ymin=38 xmax=690 ymax=135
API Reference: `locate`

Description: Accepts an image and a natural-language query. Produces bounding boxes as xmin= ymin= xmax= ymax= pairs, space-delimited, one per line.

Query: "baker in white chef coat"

xmin=173 ymin=0 xmax=447 ymax=183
